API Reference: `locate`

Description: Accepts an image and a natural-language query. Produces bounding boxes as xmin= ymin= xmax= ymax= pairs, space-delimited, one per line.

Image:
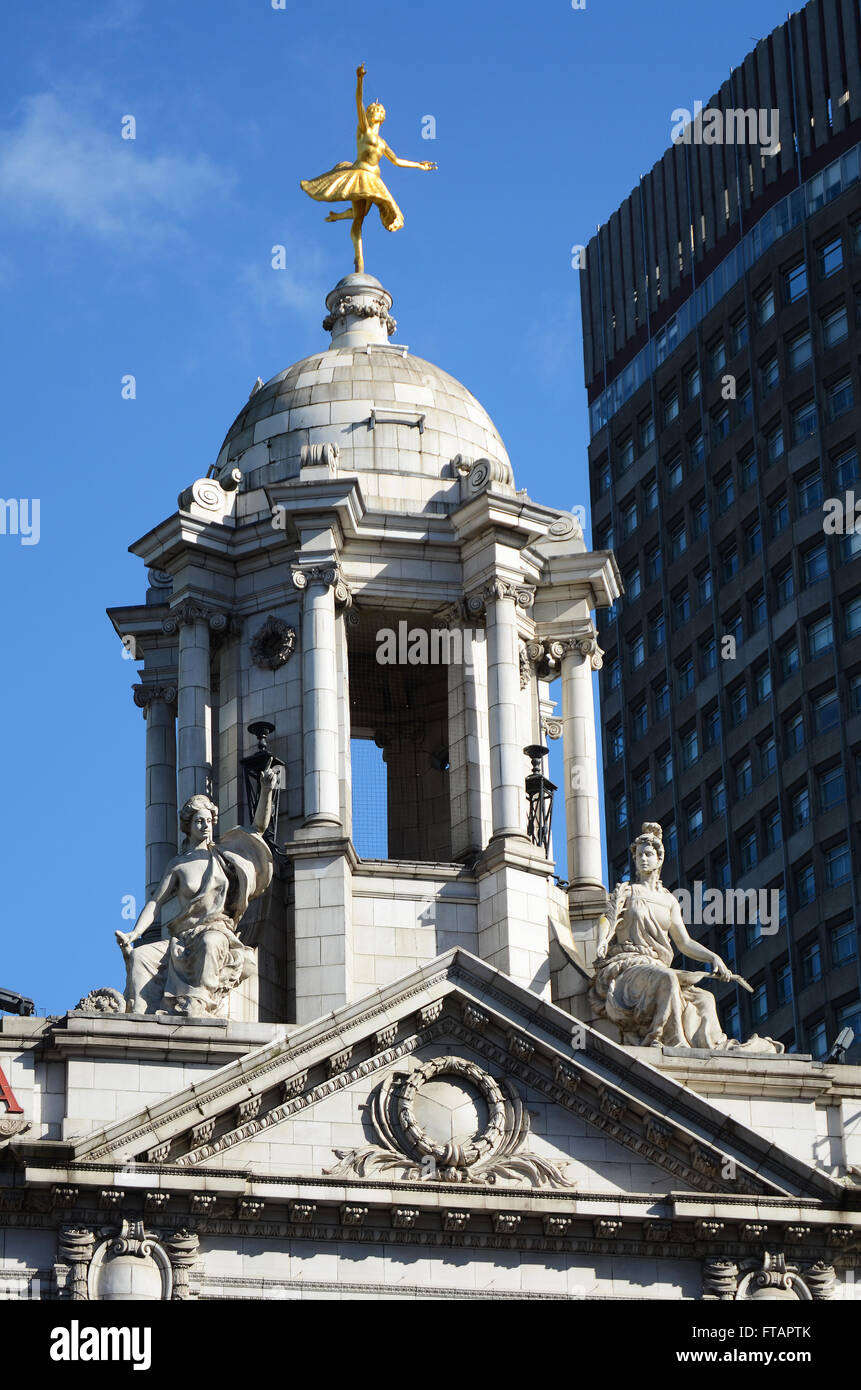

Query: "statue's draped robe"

xmin=125 ymin=829 xmax=273 ymax=1015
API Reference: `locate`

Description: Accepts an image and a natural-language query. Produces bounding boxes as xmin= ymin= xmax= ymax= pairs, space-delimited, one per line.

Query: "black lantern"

xmin=524 ymin=744 xmax=556 ymax=857
xmin=241 ymin=722 xmax=285 ymax=844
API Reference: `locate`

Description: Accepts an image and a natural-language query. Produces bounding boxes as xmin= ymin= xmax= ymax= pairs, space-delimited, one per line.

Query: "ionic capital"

xmin=291 ymin=564 xmax=352 ymax=608
xmin=464 ymin=579 xmax=534 ymax=617
xmin=133 ymin=683 xmax=178 ymax=711
xmin=162 ymin=603 xmax=233 ymax=635
xmin=537 ymin=624 xmax=604 ymax=672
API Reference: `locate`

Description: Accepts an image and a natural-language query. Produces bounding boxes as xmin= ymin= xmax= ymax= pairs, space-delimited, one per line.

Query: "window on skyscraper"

xmin=807 ymin=1019 xmax=828 ymax=1059
xmin=764 ymin=807 xmax=782 ymax=853
xmin=759 ymin=735 xmax=777 ymax=777
xmin=769 ymin=493 xmax=789 ymax=534
xmin=685 ymin=363 xmax=701 ymax=401
xmin=716 ymin=472 xmax=735 ymax=512
xmin=833 ymin=445 xmax=859 ymax=488
xmin=703 ymin=704 xmax=721 ymax=748
xmin=818 ymin=764 xmax=846 ymax=810
xmin=597 ymin=459 xmax=611 ymax=494
xmin=790 ymin=783 xmax=811 ymax=830
xmin=631 ymin=701 xmax=648 ymax=739
xmin=709 ymin=778 xmax=726 ymax=819
xmin=699 ymin=635 xmax=717 ymax=675
xmin=750 ymin=589 xmax=767 ymax=629
xmin=775 ymin=562 xmax=794 ymax=605
xmin=824 ymin=840 xmax=851 ymax=888
xmin=731 ymin=315 xmax=748 ymax=354
xmin=725 ymin=612 xmax=743 ymax=646
xmin=827 ymin=374 xmax=854 ymax=419
xmin=802 ymin=541 xmax=828 ymax=584
xmin=630 ymin=633 xmax=645 ymax=668
xmin=740 ymin=450 xmax=758 ymax=490
xmin=620 ymin=498 xmax=638 ymax=537
xmin=795 ymin=864 xmax=816 ymax=908
xmin=791 ymin=397 xmax=818 ymax=441
xmin=686 ymin=803 xmax=704 ymax=841
xmin=831 ymin=918 xmax=857 ymax=965
xmin=596 ymin=520 xmax=614 ymax=550
xmin=780 ymin=640 xmax=801 ymax=680
xmin=720 ymin=545 xmax=739 ymax=581
xmin=648 ymin=610 xmax=665 ymax=651
xmin=818 ymin=235 xmax=843 ymax=278
xmin=612 ymin=789 xmax=627 ymax=828
xmin=668 ymin=521 xmax=687 ymax=560
xmin=723 ymin=1004 xmax=741 ymax=1040
xmin=714 ymin=855 xmax=731 ymax=892
xmin=662 ymin=391 xmax=679 ymax=425
xmin=681 ymin=726 xmax=699 ymax=769
xmin=837 ymin=999 xmax=861 ymax=1041
xmin=765 ymin=421 xmax=785 ymax=462
xmin=672 ymin=588 xmax=691 ymax=628
xmin=691 ymin=496 xmax=708 ymax=537
xmin=756 ymin=284 xmax=775 ymax=324
xmin=787 ymin=328 xmax=813 ymax=371
xmin=760 ymin=354 xmax=779 ymax=394
xmin=711 ymin=407 xmax=730 ymax=443
xmin=776 ymin=960 xmax=793 ymax=1004
xmin=689 ymin=431 xmax=705 ymax=468
xmin=676 ymin=657 xmax=694 ymax=697
xmin=609 ymin=724 xmax=624 ymax=761
xmin=729 ymin=682 xmax=748 ymax=725
xmin=784 ymin=260 xmax=808 ymax=303
xmin=708 ymin=337 xmax=726 ymax=376
xmin=666 ymin=453 xmax=683 ymax=490
xmin=639 ymin=413 xmax=655 ymax=450
xmin=657 ymin=746 xmax=673 ymax=786
xmin=734 ymin=756 xmax=753 ymax=798
xmin=618 ymin=434 xmax=635 ymax=470
xmin=624 ymin=565 xmax=641 ymax=599
xmin=643 ymin=476 xmax=658 ymax=512
xmin=739 ymin=827 xmax=758 ymax=871
xmin=750 ymin=982 xmax=768 ymax=1024
xmin=846 ymin=594 xmax=861 ymax=637
xmin=664 ymin=821 xmax=678 ymax=863
xmin=754 ymin=663 xmax=771 ymax=703
xmin=697 ymin=568 xmax=713 ymax=607
xmin=821 ymin=303 xmax=848 ymax=348
xmin=812 ymin=687 xmax=840 ymax=733
xmin=608 ymin=657 xmax=621 ymax=689
xmin=797 ymin=469 xmax=823 ymax=513
xmin=806 ymin=613 xmax=834 ymax=658
xmin=633 ymin=767 xmax=652 ymax=808
xmin=653 ymin=681 xmax=670 ymax=720
xmin=646 ymin=544 xmax=662 ymax=582
xmin=745 ymin=520 xmax=762 ymax=559
xmin=800 ymin=939 xmax=823 ymax=985
xmin=784 ymin=709 xmax=805 ymax=755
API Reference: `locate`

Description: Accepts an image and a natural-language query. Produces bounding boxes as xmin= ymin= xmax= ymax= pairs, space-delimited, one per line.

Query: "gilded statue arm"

xmin=383 ymin=144 xmax=437 ymax=171
xmin=667 ymin=897 xmax=732 ymax=980
xmin=356 ymin=63 xmax=368 ymax=132
xmin=116 ymin=866 xmax=176 ymax=956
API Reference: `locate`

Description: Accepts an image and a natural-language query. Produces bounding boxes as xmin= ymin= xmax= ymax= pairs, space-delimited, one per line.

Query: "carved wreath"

xmin=250 ymin=616 xmax=297 ymax=671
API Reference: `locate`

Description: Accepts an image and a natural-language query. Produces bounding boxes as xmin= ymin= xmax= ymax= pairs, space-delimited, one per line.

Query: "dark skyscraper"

xmin=580 ymin=0 xmax=861 ymax=1057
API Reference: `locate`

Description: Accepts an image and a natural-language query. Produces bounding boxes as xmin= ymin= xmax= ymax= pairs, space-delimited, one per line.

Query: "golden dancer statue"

xmin=300 ymin=64 xmax=437 ymax=273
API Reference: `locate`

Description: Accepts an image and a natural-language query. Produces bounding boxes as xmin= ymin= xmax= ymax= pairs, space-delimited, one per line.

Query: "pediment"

xmin=71 ymin=950 xmax=843 ymax=1205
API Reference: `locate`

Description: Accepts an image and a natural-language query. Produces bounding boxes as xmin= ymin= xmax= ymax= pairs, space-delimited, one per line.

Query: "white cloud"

xmin=81 ymin=0 xmax=142 ymax=36
xmin=0 ymin=92 xmax=233 ymax=246
xmin=238 ymin=244 xmax=332 ymax=321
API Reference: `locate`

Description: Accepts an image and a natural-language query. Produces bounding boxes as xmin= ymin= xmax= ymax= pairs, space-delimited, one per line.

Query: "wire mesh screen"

xmin=350 ymin=738 xmax=388 ymax=858
xmin=347 ymin=610 xmax=452 ymax=861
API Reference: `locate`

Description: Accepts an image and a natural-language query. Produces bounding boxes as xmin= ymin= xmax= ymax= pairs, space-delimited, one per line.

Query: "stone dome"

xmin=214 ymin=275 xmax=513 ymax=511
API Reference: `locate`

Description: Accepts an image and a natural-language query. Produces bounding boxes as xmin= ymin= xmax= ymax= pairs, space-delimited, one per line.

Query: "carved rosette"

xmin=325 ymin=1056 xmax=575 ymax=1189
xmin=249 ymin=616 xmax=297 ymax=671
xmin=291 ymin=565 xmax=352 ymax=609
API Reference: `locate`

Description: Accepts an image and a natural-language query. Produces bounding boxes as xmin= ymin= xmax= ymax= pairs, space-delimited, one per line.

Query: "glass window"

xmin=657 ymin=746 xmax=673 ymax=786
xmin=795 ymin=864 xmax=816 ymax=908
xmin=822 ymin=304 xmax=848 ymax=348
xmin=664 ymin=821 xmax=678 ymax=863
xmin=740 ymin=450 xmax=758 ymax=490
xmin=834 ymin=446 xmax=859 ymax=489
xmin=818 ymin=236 xmax=843 ymax=278
xmin=761 ymin=355 xmax=779 ymax=394
xmin=710 ymin=779 xmax=726 ymax=818
xmin=668 ymin=523 xmax=687 ymax=560
xmin=653 ymin=680 xmax=669 ymax=719
xmin=788 ymin=328 xmax=812 ymax=371
xmin=751 ymin=983 xmax=768 ymax=1024
xmin=620 ymin=499 xmax=638 ymax=538
xmin=781 ymin=641 xmax=800 ymax=680
xmin=812 ymin=687 xmax=839 ymax=734
xmin=766 ymin=422 xmax=785 ymax=463
xmin=689 ymin=432 xmax=705 ymax=469
xmin=756 ymin=285 xmax=775 ymax=324
xmin=597 ymin=460 xmax=611 ymax=494
xmin=596 ymin=520 xmax=614 ymax=550
xmin=724 ymin=1003 xmax=741 ymax=1040
xmin=630 ymin=633 xmax=645 ymax=669
xmin=697 ymin=569 xmax=713 ymax=607
xmin=663 ymin=392 xmax=679 ymax=425
xmin=851 ymin=672 xmax=861 ymax=714
xmin=818 ymin=765 xmax=846 ymax=810
xmin=618 ymin=435 xmax=635 ymax=470
xmin=639 ymin=413 xmax=655 ymax=450
xmin=745 ymin=521 xmax=762 ymax=559
xmin=646 ymin=545 xmax=662 ymax=583
xmin=785 ymin=710 xmax=805 ymax=755
xmin=824 ymin=841 xmax=851 ymax=887
xmin=725 ymin=612 xmax=743 ymax=646
xmin=735 ymin=756 xmax=753 ymax=797
xmin=846 ymin=595 xmax=861 ymax=637
xmin=691 ymin=497 xmax=708 ymax=538
xmin=831 ymin=918 xmax=857 ymax=965
xmin=708 ymin=338 xmax=726 ymax=376
xmin=739 ymin=827 xmax=758 ymax=871
xmin=807 ymin=1018 xmax=828 ymax=1059
xmin=807 ymin=613 xmax=834 ymax=658
xmin=827 ymin=375 xmax=853 ymax=419
xmin=714 ymin=855 xmax=731 ymax=892
xmin=716 ymin=473 xmax=735 ymax=512
xmin=721 ymin=546 xmax=739 ymax=582
xmin=770 ymin=494 xmax=789 ymax=534
xmin=791 ymin=397 xmax=818 ymax=442
xmin=764 ymin=807 xmax=782 ymax=852
xmin=677 ymin=658 xmax=694 ymax=698
xmin=776 ymin=961 xmax=793 ymax=1004
xmin=803 ymin=542 xmax=828 ymax=585
xmin=784 ymin=261 xmax=807 ymax=303
xmin=750 ymin=589 xmax=767 ymax=630
xmin=719 ymin=926 xmax=736 ymax=967
xmin=686 ymin=803 xmax=704 ymax=840
xmin=712 ymin=407 xmax=730 ymax=444
xmin=800 ymin=939 xmax=822 ymax=985
xmin=686 ymin=364 xmax=701 ymax=401
xmin=644 ymin=477 xmax=658 ymax=512
xmin=791 ymin=783 xmax=811 ymax=830
xmin=608 ymin=658 xmax=621 ymax=689
xmin=681 ymin=727 xmax=699 ymax=769
xmin=624 ymin=566 xmax=642 ymax=599
xmin=729 ymin=683 xmax=748 ymax=726
xmin=797 ymin=469 xmax=823 ymax=513
xmin=699 ymin=635 xmax=717 ymax=675
xmin=703 ymin=704 xmax=721 ymax=748
xmin=613 ymin=789 xmax=628 ymax=828
xmin=760 ymin=735 xmax=777 ymax=777
xmin=775 ymin=563 xmax=794 ymax=605
xmin=731 ymin=316 xmax=748 ymax=354
xmin=610 ymin=724 xmax=624 ymax=760
xmin=631 ymin=701 xmax=647 ymax=739
xmin=755 ymin=664 xmax=771 ymax=702
xmin=672 ymin=589 xmax=691 ymax=628
xmin=634 ymin=767 xmax=652 ymax=807
xmin=649 ymin=611 xmax=666 ymax=652
xmin=837 ymin=999 xmax=861 ymax=1040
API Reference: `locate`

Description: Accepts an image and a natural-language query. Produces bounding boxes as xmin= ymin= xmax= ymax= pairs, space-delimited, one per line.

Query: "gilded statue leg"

xmin=350 ymin=199 xmax=370 ymax=273
xmin=325 ymin=207 xmax=353 ymax=223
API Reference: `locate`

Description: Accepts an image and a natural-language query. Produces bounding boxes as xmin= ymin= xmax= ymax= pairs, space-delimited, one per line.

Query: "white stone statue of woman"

xmin=116 ymin=766 xmax=278 ymax=1017
xmin=590 ymin=822 xmax=783 ymax=1053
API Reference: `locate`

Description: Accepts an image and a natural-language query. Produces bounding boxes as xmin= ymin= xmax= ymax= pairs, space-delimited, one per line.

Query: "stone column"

xmin=165 ymin=605 xmax=224 ymax=807
xmin=466 ymin=580 xmax=533 ymax=841
xmin=292 ymin=565 xmax=346 ymax=829
xmin=554 ymin=625 xmax=604 ymax=891
xmin=133 ymin=683 xmax=178 ymax=898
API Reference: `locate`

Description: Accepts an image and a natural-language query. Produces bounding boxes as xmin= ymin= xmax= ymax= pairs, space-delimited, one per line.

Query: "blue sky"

xmin=0 ymin=0 xmax=795 ymax=1013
